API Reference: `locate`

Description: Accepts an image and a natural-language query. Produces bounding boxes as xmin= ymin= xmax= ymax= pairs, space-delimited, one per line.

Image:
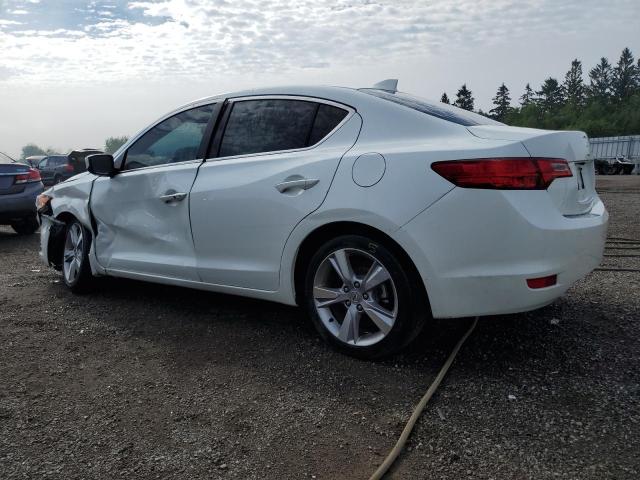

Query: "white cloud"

xmin=1 ymin=0 xmax=637 ymax=85
xmin=0 ymin=0 xmax=638 ymax=157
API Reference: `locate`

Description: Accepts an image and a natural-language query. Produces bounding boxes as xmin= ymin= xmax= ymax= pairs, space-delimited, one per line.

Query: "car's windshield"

xmin=360 ymin=89 xmax=501 ymax=127
xmin=0 ymin=152 xmax=16 ymax=164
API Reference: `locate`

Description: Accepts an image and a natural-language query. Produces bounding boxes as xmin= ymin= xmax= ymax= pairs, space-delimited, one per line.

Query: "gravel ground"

xmin=1 ymin=176 xmax=638 ymax=480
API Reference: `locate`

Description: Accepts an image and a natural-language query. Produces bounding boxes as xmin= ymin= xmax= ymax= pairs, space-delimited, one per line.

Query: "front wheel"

xmin=304 ymin=235 xmax=427 ymax=359
xmin=62 ymin=219 xmax=94 ymax=293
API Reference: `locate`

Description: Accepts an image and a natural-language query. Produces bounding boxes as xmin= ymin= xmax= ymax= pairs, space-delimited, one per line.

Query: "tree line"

xmin=441 ymin=47 xmax=640 ymax=137
xmin=18 ymin=47 xmax=639 ymax=159
xmin=19 ymin=136 xmax=128 ymax=160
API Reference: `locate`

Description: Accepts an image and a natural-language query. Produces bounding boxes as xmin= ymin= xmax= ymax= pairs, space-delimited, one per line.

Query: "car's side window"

xmin=38 ymin=158 xmax=48 ymax=168
xmin=218 ymin=99 xmax=349 ymax=158
xmin=308 ymin=104 xmax=349 ymax=145
xmin=123 ymin=104 xmax=214 ymax=171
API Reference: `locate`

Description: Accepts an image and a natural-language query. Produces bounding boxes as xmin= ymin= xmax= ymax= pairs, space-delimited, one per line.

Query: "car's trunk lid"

xmin=0 ymin=163 xmax=29 ymax=195
xmin=467 ymin=125 xmax=596 ymax=215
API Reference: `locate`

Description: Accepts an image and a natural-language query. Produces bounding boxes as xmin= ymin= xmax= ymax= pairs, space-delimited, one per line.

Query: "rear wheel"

xmin=54 ymin=175 xmax=62 ymax=184
xmin=62 ymin=219 xmax=94 ymax=293
xmin=304 ymin=235 xmax=427 ymax=359
xmin=11 ymin=215 xmax=39 ymax=235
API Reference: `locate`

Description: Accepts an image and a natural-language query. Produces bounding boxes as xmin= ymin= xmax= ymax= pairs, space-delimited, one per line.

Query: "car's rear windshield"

xmin=360 ymin=89 xmax=501 ymax=127
xmin=0 ymin=152 xmax=15 ymax=164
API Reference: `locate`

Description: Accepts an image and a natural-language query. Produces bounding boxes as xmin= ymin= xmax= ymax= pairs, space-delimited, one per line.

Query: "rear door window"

xmin=308 ymin=104 xmax=348 ymax=145
xmin=124 ymin=104 xmax=215 ymax=171
xmin=219 ymin=99 xmax=349 ymax=157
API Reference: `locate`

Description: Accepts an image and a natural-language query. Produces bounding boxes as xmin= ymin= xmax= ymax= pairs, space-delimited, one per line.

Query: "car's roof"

xmin=194 ymin=85 xmax=359 ymax=103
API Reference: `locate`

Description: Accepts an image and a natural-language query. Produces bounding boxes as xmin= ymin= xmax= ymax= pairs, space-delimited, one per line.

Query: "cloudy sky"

xmin=0 ymin=0 xmax=638 ymax=157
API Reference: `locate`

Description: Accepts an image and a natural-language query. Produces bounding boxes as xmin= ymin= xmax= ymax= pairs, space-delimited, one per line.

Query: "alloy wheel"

xmin=63 ymin=223 xmax=84 ymax=284
xmin=312 ymin=248 xmax=398 ymax=346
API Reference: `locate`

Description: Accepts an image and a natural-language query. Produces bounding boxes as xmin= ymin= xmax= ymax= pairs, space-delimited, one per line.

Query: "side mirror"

xmin=86 ymin=154 xmax=115 ymax=177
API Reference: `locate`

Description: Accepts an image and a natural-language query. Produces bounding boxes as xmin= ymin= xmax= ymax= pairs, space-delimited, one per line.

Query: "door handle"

xmin=275 ymin=178 xmax=319 ymax=193
xmin=160 ymin=192 xmax=187 ymax=203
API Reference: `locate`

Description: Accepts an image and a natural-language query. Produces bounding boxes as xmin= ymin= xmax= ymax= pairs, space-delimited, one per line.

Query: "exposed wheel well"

xmin=293 ymin=221 xmax=430 ymax=310
xmin=48 ymin=212 xmax=84 ymax=269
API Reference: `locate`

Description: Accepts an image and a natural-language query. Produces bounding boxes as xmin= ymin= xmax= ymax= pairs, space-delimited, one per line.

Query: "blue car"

xmin=0 ymin=152 xmax=44 ymax=234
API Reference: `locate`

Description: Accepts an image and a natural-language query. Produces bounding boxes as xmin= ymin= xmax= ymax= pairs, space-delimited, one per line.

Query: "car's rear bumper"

xmin=0 ymin=182 xmax=43 ymax=223
xmin=395 ymin=188 xmax=608 ymax=318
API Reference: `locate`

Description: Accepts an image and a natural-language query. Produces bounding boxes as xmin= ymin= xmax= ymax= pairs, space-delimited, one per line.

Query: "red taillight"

xmin=526 ymin=275 xmax=557 ymax=289
xmin=64 ymin=163 xmax=74 ymax=173
xmin=15 ymin=168 xmax=42 ymax=184
xmin=431 ymin=158 xmax=572 ymax=190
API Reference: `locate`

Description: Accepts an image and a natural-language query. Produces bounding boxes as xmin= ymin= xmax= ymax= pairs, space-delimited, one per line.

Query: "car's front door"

xmin=90 ymin=103 xmax=217 ymax=281
xmin=189 ymin=97 xmax=361 ymax=291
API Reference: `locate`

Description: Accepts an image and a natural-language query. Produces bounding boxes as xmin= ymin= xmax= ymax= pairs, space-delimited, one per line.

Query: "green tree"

xmin=453 ymin=84 xmax=474 ymax=111
xmin=612 ymin=47 xmax=637 ymax=101
xmin=537 ymin=77 xmax=565 ymax=113
xmin=20 ymin=144 xmax=58 ymax=159
xmin=440 ymin=92 xmax=450 ymax=104
xmin=564 ymin=59 xmax=585 ymax=109
xmin=489 ymin=83 xmax=511 ymax=121
xmin=520 ymin=83 xmax=535 ymax=106
xmin=588 ymin=57 xmax=613 ymax=102
xmin=21 ymin=144 xmax=47 ymax=159
xmin=104 ymin=136 xmax=129 ymax=154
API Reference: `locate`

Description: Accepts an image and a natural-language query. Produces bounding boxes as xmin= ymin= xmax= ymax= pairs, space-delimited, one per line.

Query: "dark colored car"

xmin=37 ymin=149 xmax=103 ymax=186
xmin=0 ymin=152 xmax=44 ymax=234
xmin=37 ymin=155 xmax=77 ymax=186
xmin=595 ymin=156 xmax=635 ymax=175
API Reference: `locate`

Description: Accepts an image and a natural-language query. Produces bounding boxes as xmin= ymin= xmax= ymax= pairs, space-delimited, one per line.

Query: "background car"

xmin=38 ymin=83 xmax=608 ymax=358
xmin=36 ymin=149 xmax=101 ymax=186
xmin=24 ymin=155 xmax=46 ymax=168
xmin=0 ymin=151 xmax=43 ymax=234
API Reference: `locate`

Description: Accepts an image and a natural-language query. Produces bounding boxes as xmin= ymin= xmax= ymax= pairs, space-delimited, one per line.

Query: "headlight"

xmin=36 ymin=194 xmax=52 ymax=211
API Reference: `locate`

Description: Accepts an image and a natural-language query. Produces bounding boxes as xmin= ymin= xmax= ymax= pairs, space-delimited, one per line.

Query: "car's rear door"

xmin=189 ymin=96 xmax=361 ymax=291
xmin=90 ymin=103 xmax=219 ymax=281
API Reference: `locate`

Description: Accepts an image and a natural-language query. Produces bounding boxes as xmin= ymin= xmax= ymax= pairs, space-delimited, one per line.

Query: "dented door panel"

xmin=90 ymin=161 xmax=201 ymax=281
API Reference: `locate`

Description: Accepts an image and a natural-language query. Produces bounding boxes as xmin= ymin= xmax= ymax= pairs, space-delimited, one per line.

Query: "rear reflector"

xmin=526 ymin=275 xmax=557 ymax=289
xmin=15 ymin=168 xmax=42 ymax=184
xmin=431 ymin=158 xmax=572 ymax=190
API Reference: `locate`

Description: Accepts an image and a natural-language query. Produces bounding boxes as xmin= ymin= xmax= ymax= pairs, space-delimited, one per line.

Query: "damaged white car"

xmin=38 ymin=82 xmax=608 ymax=358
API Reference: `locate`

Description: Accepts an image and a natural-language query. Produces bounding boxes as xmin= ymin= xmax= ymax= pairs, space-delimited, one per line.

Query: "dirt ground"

xmin=1 ymin=176 xmax=639 ymax=480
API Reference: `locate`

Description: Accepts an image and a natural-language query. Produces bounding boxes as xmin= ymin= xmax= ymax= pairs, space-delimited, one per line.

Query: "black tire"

xmin=11 ymin=215 xmax=39 ymax=235
xmin=62 ymin=219 xmax=95 ymax=293
xmin=304 ymin=234 xmax=428 ymax=359
xmin=54 ymin=175 xmax=62 ymax=184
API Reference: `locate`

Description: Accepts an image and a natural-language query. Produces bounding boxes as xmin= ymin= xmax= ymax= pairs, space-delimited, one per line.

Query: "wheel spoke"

xmin=362 ymin=303 xmax=395 ymax=335
xmin=63 ymin=250 xmax=75 ymax=262
xmin=313 ymin=286 xmax=345 ymax=308
xmin=329 ymin=249 xmax=354 ymax=284
xmin=337 ymin=308 xmax=360 ymax=344
xmin=363 ymin=261 xmax=390 ymax=292
xmin=69 ymin=225 xmax=79 ymax=246
xmin=68 ymin=258 xmax=79 ymax=281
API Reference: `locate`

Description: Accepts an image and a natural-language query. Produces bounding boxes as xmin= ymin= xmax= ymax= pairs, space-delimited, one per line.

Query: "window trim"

xmin=113 ymin=100 xmax=223 ymax=173
xmin=206 ymin=95 xmax=355 ymax=162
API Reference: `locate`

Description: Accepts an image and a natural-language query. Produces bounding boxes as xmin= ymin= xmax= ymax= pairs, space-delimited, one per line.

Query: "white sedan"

xmin=38 ymin=81 xmax=608 ymax=358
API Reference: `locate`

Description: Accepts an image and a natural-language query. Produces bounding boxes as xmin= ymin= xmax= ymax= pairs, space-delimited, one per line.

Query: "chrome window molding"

xmin=208 ymin=95 xmax=356 ymax=163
